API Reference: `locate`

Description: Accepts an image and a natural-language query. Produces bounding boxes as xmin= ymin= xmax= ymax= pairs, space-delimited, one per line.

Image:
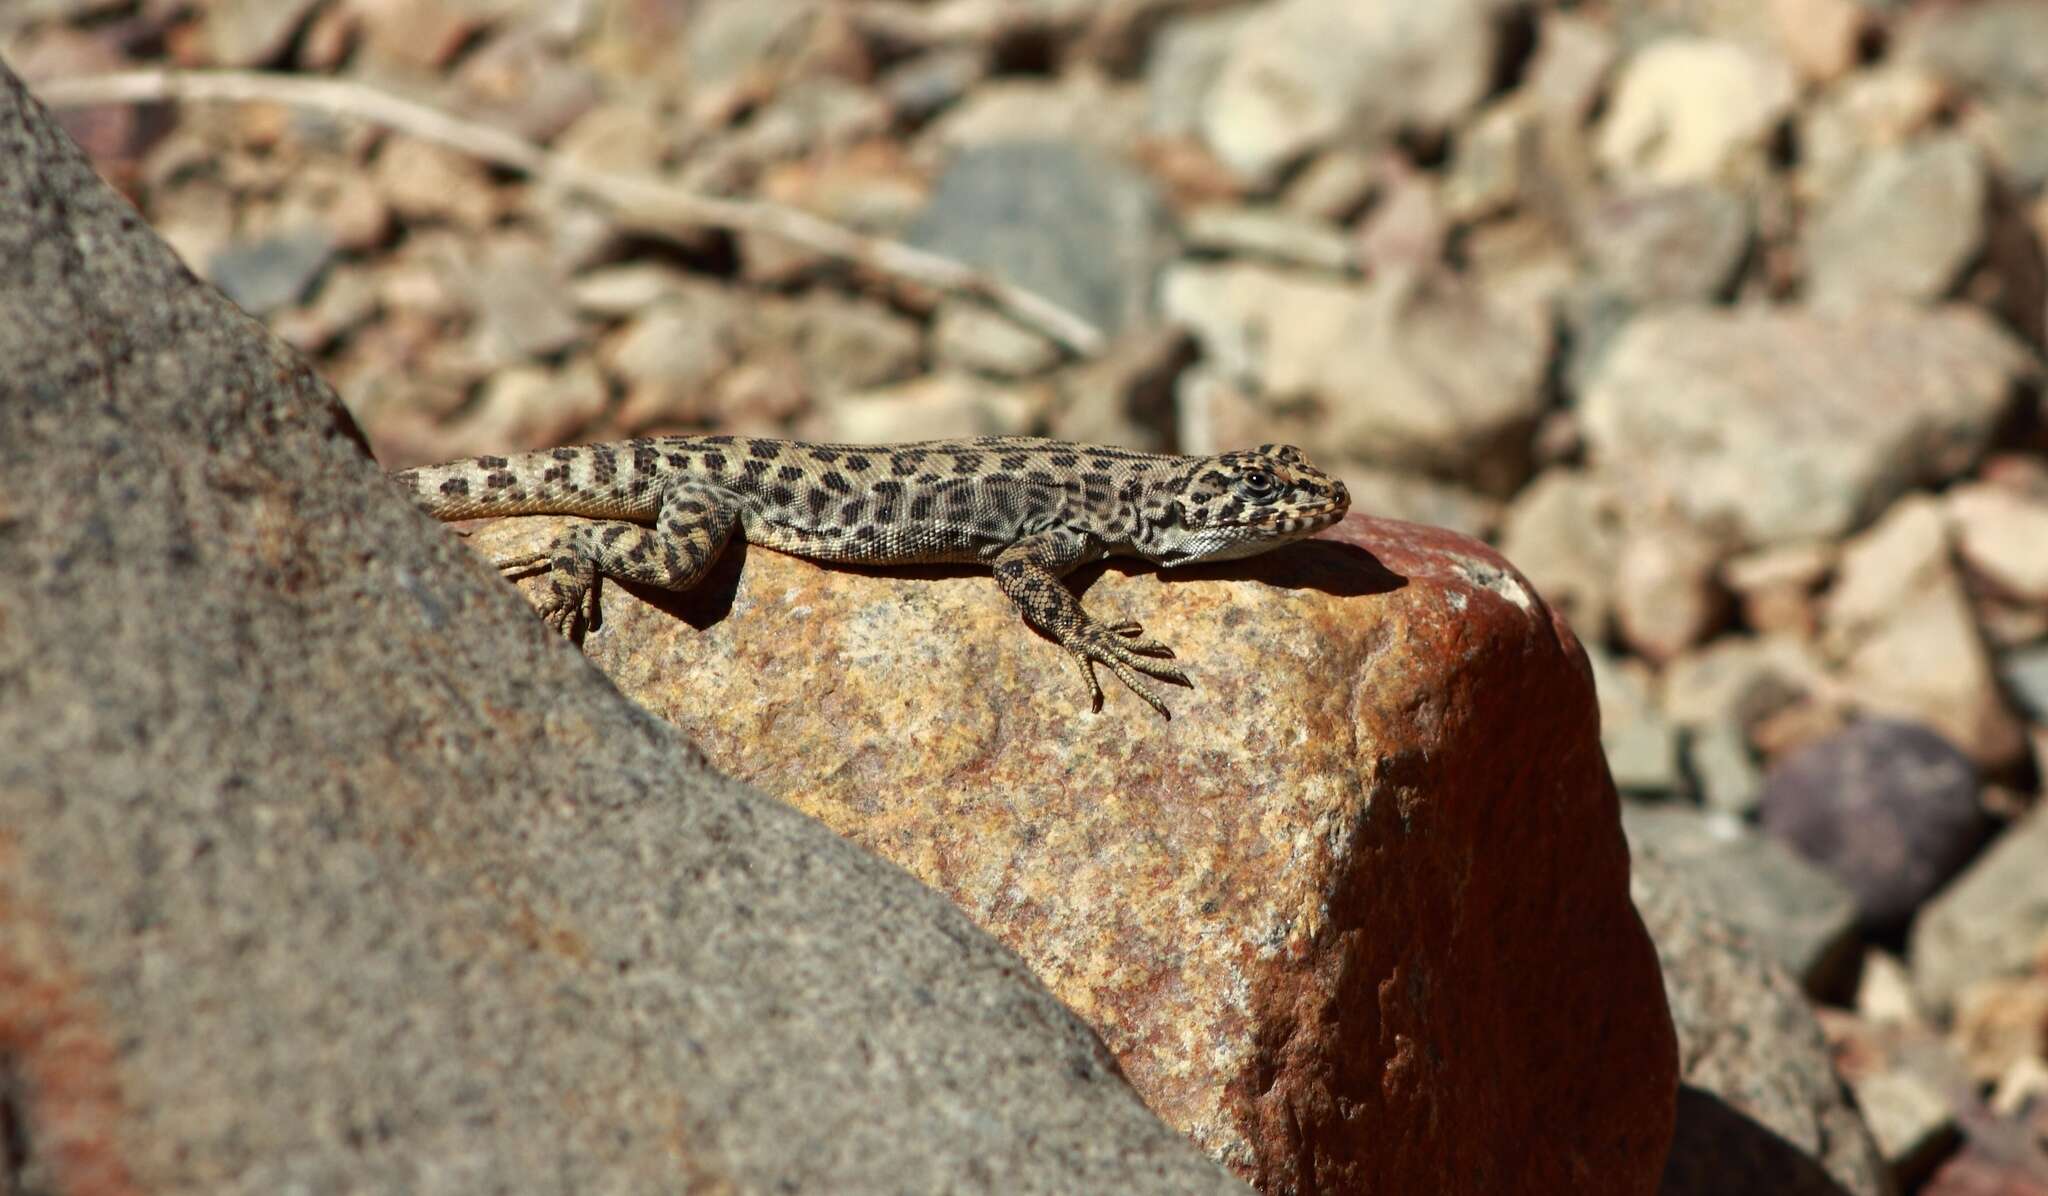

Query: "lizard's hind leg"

xmin=501 ymin=482 xmax=739 ymax=638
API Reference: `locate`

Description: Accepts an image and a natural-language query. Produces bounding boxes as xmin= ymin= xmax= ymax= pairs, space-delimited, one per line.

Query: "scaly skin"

xmin=392 ymin=435 xmax=1350 ymax=716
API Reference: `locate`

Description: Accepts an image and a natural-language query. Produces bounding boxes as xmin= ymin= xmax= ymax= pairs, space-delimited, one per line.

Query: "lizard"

xmin=391 ymin=436 xmax=1350 ymax=716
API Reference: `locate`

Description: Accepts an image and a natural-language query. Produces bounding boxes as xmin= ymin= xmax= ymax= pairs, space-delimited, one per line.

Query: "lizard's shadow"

xmin=624 ymin=536 xmax=1403 ymax=632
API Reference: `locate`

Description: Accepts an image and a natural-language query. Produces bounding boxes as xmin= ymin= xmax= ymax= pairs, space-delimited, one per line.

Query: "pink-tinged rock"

xmin=468 ymin=511 xmax=1680 ymax=1193
xmin=1948 ymin=481 xmax=2048 ymax=602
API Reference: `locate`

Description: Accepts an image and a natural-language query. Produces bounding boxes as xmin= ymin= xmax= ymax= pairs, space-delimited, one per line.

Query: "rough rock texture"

xmin=467 ymin=510 xmax=1681 ymax=1193
xmin=0 ymin=65 xmax=1252 ymax=1196
xmin=1582 ymin=305 xmax=2035 ymax=548
xmin=1633 ymin=858 xmax=1893 ymax=1196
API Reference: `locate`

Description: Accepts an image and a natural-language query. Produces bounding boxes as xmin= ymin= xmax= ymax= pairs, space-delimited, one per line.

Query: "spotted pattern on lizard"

xmin=392 ymin=436 xmax=1350 ymax=716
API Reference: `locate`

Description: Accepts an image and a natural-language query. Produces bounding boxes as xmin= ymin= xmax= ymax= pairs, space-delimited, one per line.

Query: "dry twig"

xmin=38 ymin=68 xmax=1106 ymax=356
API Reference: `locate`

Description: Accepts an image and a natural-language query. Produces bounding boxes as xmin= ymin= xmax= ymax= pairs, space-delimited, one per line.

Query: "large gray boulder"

xmin=0 ymin=63 xmax=1247 ymax=1196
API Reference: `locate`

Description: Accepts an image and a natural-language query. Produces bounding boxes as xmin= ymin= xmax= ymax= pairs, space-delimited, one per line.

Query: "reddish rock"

xmin=470 ymin=511 xmax=1680 ymax=1193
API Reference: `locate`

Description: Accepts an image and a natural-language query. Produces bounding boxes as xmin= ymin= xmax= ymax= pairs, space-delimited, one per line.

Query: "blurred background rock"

xmin=12 ymin=0 xmax=2048 ymax=1190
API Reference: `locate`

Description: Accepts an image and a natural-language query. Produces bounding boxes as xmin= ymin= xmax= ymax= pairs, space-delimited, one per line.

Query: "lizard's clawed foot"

xmin=493 ymin=547 xmax=597 ymax=639
xmin=1065 ymin=618 xmax=1192 ymax=718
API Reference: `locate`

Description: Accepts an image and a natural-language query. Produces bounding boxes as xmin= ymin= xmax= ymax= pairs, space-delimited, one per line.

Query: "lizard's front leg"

xmin=991 ymin=534 xmax=1190 ymax=717
xmin=494 ymin=482 xmax=738 ymax=637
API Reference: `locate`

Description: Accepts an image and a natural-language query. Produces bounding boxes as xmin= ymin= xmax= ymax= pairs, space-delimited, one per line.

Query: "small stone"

xmin=1816 ymin=1009 xmax=1958 ymax=1174
xmin=923 ymin=77 xmax=1147 ymax=159
xmin=1581 ymin=185 xmax=1752 ymax=304
xmin=1161 ymin=262 xmax=1548 ymax=488
xmin=881 ymin=48 xmax=987 ymax=126
xmin=1923 ymin=1143 xmax=2048 ymax=1196
xmin=1955 ymin=978 xmax=2048 ymax=1086
xmin=1595 ymin=37 xmax=1798 ymax=186
xmin=374 ymin=137 xmax=501 ymax=229
xmin=763 ymin=292 xmax=924 ymax=397
xmin=1199 ymin=0 xmax=1508 ymax=185
xmin=1046 ymin=327 xmax=1191 ymax=452
xmin=1805 ymin=136 xmax=1986 ymax=308
xmin=1354 ymin=162 xmax=1448 ymax=274
xmin=907 ymin=141 xmax=1167 ymax=337
xmin=1143 ymin=4 xmax=1256 ymax=139
xmin=602 ymin=294 xmax=742 ymax=429
xmin=1443 ymin=99 xmax=1539 ymax=224
xmin=442 ymin=358 xmax=610 ymax=452
xmin=1524 ymin=12 xmax=1617 ymax=126
xmin=1181 ymin=205 xmax=1353 ymax=272
xmin=553 ymin=101 xmax=670 ymax=177
xmin=272 ymin=261 xmax=379 ymax=354
xmin=1823 ymin=496 xmax=2028 ymax=769
xmin=815 ymin=373 xmax=1045 ymax=443
xmin=1768 ymin=0 xmax=1870 ymax=84
xmin=2003 ymin=645 xmax=2048 ymax=724
xmin=1796 ymin=65 xmax=1949 ymax=205
xmin=1758 ymin=719 xmax=1989 ymax=931
xmin=1332 ymin=468 xmax=1501 ymax=542
xmin=1462 ymin=214 xmax=1579 ymax=310
xmin=1948 ymin=482 xmax=2048 ymax=602
xmin=206 ymin=226 xmax=336 ymax=316
xmin=1623 ymin=803 xmax=1858 ymax=988
xmin=1658 ymin=634 xmax=1830 ymax=732
xmin=1498 ymin=470 xmax=1624 ymax=640
xmin=1281 ymin=150 xmax=1379 ymax=222
xmin=1614 ymin=516 xmax=1729 ymax=662
xmin=1910 ymin=803 xmax=2048 ymax=1018
xmin=1856 ymin=950 xmax=1926 ymax=1027
xmin=931 ymin=302 xmax=1063 ymax=379
xmin=460 ymin=237 xmax=585 ymax=370
xmin=570 ymin=263 xmax=701 ymax=317
xmin=1899 ymin=0 xmax=2048 ymax=101
xmin=205 ymin=0 xmax=323 ymax=66
xmin=1685 ymin=721 xmax=1762 ymax=817
xmin=1723 ymin=541 xmax=1835 ymax=637
xmin=1589 ymin=646 xmax=1681 ymax=796
xmin=683 ymin=0 xmax=837 ymax=126
xmin=1582 ymin=306 xmax=2034 ymax=548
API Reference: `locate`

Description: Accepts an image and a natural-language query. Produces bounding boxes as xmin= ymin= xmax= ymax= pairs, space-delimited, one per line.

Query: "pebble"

xmin=1758 ymin=719 xmax=1989 ymax=931
xmin=1909 ymin=803 xmax=2048 ymax=1019
xmin=1595 ymin=37 xmax=1798 ymax=186
xmin=207 ymin=227 xmax=336 ymax=316
xmin=1946 ymin=481 xmax=2048 ymax=602
xmin=1804 ymin=136 xmax=1986 ymax=307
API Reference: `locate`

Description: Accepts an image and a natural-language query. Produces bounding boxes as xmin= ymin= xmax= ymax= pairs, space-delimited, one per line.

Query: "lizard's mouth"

xmin=1217 ymin=497 xmax=1348 ymax=531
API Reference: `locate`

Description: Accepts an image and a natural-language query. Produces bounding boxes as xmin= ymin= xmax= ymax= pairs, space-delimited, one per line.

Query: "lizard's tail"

xmin=391 ymin=441 xmax=666 ymax=522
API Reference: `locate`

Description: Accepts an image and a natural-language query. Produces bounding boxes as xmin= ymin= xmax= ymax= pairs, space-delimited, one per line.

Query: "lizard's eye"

xmin=1238 ymin=469 xmax=1279 ymax=498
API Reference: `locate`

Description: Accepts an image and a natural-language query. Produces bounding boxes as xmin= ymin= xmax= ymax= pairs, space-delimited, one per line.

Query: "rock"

xmin=1443 ymin=99 xmax=1541 ymax=224
xmin=1582 ymin=305 xmax=2034 ymax=548
xmin=1955 ymin=977 xmax=2048 ymax=1086
xmin=1199 ymin=0 xmax=1510 ymax=185
xmin=1181 ymin=204 xmax=1355 ymax=273
xmin=1815 ymin=1010 xmax=1960 ymax=1176
xmin=2004 ymin=645 xmax=2048 ymax=723
xmin=1580 ymin=184 xmax=1753 ymax=304
xmin=1281 ymin=149 xmax=1379 ymax=222
xmin=759 ymin=290 xmax=925 ymax=397
xmin=0 ymin=64 xmax=1251 ymax=1195
xmin=1144 ymin=4 xmax=1257 ymax=139
xmin=813 ymin=372 xmax=1045 ymax=443
xmin=1658 ymin=635 xmax=1831 ymax=733
xmin=1822 ymin=496 xmax=2028 ymax=769
xmin=1758 ymin=719 xmax=1989 ymax=931
xmin=681 ymin=0 xmax=843 ymax=126
xmin=1911 ymin=805 xmax=2048 ymax=1019
xmin=1948 ymin=482 xmax=2048 ymax=602
xmin=1924 ymin=1144 xmax=2048 ymax=1196
xmin=438 ymin=357 xmax=611 ymax=454
xmin=880 ymin=48 xmax=987 ymax=125
xmin=458 ymin=235 xmax=585 ymax=370
xmin=1686 ymin=720 xmax=1763 ymax=817
xmin=1805 ymin=136 xmax=1987 ymax=308
xmin=1331 ymin=467 xmax=1501 ymax=542
xmin=931 ymin=301 xmax=1064 ymax=378
xmin=1769 ymin=0 xmax=1872 ymax=84
xmin=1497 ymin=469 xmax=1624 ymax=640
xmin=1590 ymin=645 xmax=1683 ymax=796
xmin=1623 ymin=805 xmax=1859 ymax=989
xmin=1797 ymin=64 xmax=1949 ymax=206
xmin=602 ymin=290 xmax=742 ymax=429
xmin=1595 ymin=37 xmax=1798 ymax=186
xmin=1161 ymin=263 xmax=1549 ymax=488
xmin=1463 ymin=213 xmax=1580 ymax=311
xmin=1047 ymin=326 xmax=1192 ymax=452
xmin=1634 ymin=856 xmax=1892 ymax=1196
xmin=1899 ymin=0 xmax=2048 ymax=101
xmin=204 ymin=0 xmax=324 ymax=66
xmin=1525 ymin=11 xmax=1619 ymax=127
xmin=205 ymin=225 xmax=336 ymax=315
xmin=1614 ymin=515 xmax=1729 ymax=662
xmin=373 ymin=136 xmax=501 ymax=229
xmin=1354 ymin=160 xmax=1450 ymax=273
xmin=463 ymin=512 xmax=1681 ymax=1193
xmin=907 ymin=140 xmax=1167 ymax=337
xmin=1723 ymin=540 xmax=1835 ymax=638
xmin=922 ymin=76 xmax=1148 ymax=160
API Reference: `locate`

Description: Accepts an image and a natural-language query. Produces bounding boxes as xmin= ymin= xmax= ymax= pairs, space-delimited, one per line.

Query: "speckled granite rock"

xmin=0 ymin=64 xmax=1250 ymax=1196
xmin=469 ymin=510 xmax=1680 ymax=1193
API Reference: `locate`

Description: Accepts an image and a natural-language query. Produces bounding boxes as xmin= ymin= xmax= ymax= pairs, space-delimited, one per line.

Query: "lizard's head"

xmin=1137 ymin=444 xmax=1350 ymax=566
